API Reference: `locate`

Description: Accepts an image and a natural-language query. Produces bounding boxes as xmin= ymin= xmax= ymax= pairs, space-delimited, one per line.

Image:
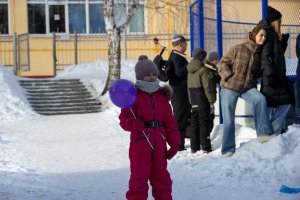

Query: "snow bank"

xmin=0 ymin=65 xmax=35 ymax=124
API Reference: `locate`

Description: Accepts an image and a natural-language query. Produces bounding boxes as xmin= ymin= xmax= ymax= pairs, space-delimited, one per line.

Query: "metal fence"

xmin=0 ymin=33 xmax=30 ymax=74
xmin=52 ymin=33 xmax=190 ymax=74
xmin=0 ymin=34 xmax=16 ymax=71
xmin=190 ymin=0 xmax=300 ymax=123
xmin=18 ymin=33 xmax=30 ymax=72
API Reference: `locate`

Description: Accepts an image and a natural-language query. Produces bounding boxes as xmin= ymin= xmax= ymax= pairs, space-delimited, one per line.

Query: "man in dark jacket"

xmin=168 ymin=34 xmax=191 ymax=151
xmin=257 ymin=6 xmax=294 ymax=135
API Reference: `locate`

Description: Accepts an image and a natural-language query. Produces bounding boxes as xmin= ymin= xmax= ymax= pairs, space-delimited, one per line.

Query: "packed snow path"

xmin=0 ymin=111 xmax=299 ymax=200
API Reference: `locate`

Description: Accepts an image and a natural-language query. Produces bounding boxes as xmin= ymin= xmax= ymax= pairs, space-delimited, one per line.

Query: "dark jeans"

xmin=296 ymin=66 xmax=300 ymax=107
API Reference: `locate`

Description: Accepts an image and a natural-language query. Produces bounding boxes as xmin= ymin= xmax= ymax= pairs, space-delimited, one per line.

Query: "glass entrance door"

xmin=49 ymin=5 xmax=65 ymax=33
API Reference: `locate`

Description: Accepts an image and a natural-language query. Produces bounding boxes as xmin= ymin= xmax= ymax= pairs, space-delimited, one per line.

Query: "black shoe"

xmin=178 ymin=146 xmax=187 ymax=151
xmin=191 ymin=149 xmax=198 ymax=153
xmin=202 ymin=149 xmax=212 ymax=154
xmin=281 ymin=129 xmax=287 ymax=134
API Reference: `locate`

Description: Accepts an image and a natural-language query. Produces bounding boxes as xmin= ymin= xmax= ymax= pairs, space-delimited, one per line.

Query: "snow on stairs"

xmin=19 ymin=79 xmax=102 ymax=115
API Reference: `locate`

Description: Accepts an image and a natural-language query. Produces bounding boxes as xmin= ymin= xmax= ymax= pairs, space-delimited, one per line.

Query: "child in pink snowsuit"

xmin=119 ymin=55 xmax=181 ymax=200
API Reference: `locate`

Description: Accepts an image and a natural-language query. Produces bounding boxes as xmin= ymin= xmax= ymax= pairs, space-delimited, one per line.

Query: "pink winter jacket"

xmin=119 ymin=87 xmax=181 ymax=150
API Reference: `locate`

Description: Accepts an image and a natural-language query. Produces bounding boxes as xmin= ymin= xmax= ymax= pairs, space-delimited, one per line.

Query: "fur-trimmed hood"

xmin=160 ymin=85 xmax=174 ymax=100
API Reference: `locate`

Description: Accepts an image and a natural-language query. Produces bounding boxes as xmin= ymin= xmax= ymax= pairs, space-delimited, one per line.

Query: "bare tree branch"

xmin=118 ymin=0 xmax=138 ymax=31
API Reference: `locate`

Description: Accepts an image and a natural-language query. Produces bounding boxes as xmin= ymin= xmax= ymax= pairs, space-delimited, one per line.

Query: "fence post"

xmin=13 ymin=32 xmax=17 ymax=75
xmin=27 ymin=33 xmax=30 ymax=71
xmin=123 ymin=30 xmax=127 ymax=60
xmin=216 ymin=0 xmax=223 ymax=57
xmin=216 ymin=0 xmax=223 ymax=124
xmin=74 ymin=32 xmax=78 ymax=65
xmin=190 ymin=4 xmax=194 ymax=54
xmin=52 ymin=32 xmax=57 ymax=77
xmin=262 ymin=0 xmax=268 ymax=19
xmin=198 ymin=0 xmax=204 ymax=49
xmin=287 ymin=27 xmax=291 ymax=59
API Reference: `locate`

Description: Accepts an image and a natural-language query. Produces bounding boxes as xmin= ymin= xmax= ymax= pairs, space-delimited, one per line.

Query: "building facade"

xmin=0 ymin=0 xmax=299 ymax=77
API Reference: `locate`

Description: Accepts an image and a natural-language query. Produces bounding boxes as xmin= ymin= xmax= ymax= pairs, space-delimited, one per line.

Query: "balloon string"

xmin=130 ymin=108 xmax=154 ymax=150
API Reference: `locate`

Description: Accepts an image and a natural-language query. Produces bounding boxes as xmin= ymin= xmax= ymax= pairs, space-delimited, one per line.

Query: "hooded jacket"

xmin=187 ymin=55 xmax=218 ymax=104
xmin=257 ymin=19 xmax=294 ymax=107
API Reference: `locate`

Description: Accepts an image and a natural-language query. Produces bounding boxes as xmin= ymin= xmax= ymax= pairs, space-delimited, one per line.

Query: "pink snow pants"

xmin=126 ymin=133 xmax=172 ymax=200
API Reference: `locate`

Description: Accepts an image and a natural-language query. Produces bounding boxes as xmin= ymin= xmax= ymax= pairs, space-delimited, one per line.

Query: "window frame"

xmin=27 ymin=0 xmax=145 ymax=35
xmin=0 ymin=0 xmax=9 ymax=35
xmin=128 ymin=3 xmax=145 ymax=34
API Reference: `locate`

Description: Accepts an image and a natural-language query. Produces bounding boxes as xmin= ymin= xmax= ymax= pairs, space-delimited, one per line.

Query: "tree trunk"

xmin=102 ymin=0 xmax=137 ymax=95
xmin=101 ymin=28 xmax=121 ymax=95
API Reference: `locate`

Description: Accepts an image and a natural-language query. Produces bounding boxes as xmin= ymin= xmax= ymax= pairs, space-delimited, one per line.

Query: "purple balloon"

xmin=109 ymin=79 xmax=137 ymax=108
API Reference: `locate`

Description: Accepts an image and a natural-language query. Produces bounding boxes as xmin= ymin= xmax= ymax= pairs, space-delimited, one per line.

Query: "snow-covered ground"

xmin=0 ymin=61 xmax=299 ymax=200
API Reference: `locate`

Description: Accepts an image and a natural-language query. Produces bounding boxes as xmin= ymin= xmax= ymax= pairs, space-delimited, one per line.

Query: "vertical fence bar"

xmin=262 ymin=0 xmax=268 ymax=19
xmin=123 ymin=30 xmax=127 ymax=60
xmin=74 ymin=32 xmax=78 ymax=65
xmin=216 ymin=0 xmax=223 ymax=57
xmin=13 ymin=32 xmax=17 ymax=75
xmin=198 ymin=0 xmax=204 ymax=49
xmin=17 ymin=35 xmax=20 ymax=73
xmin=216 ymin=0 xmax=223 ymax=124
xmin=27 ymin=33 xmax=30 ymax=71
xmin=52 ymin=32 xmax=57 ymax=77
xmin=189 ymin=4 xmax=194 ymax=54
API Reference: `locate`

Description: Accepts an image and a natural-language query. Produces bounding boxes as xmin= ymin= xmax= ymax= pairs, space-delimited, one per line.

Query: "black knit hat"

xmin=192 ymin=48 xmax=207 ymax=61
xmin=266 ymin=6 xmax=282 ymax=23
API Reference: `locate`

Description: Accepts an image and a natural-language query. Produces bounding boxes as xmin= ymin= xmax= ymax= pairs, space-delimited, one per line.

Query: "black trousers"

xmin=171 ymin=93 xmax=191 ymax=148
xmin=190 ymin=105 xmax=212 ymax=152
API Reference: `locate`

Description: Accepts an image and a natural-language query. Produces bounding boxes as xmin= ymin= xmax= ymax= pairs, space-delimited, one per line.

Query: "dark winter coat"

xmin=296 ymin=33 xmax=300 ymax=107
xmin=257 ymin=19 xmax=294 ymax=107
xmin=219 ymin=38 xmax=261 ymax=92
xmin=187 ymin=58 xmax=218 ymax=104
xmin=206 ymin=60 xmax=221 ymax=83
xmin=168 ymin=50 xmax=189 ymax=96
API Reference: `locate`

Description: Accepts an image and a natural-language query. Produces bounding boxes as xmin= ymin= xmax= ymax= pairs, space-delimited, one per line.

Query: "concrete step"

xmin=28 ymin=98 xmax=100 ymax=105
xmin=33 ymin=105 xmax=101 ymax=112
xmin=24 ymin=88 xmax=88 ymax=94
xmin=19 ymin=78 xmax=102 ymax=115
xmin=27 ymin=93 xmax=93 ymax=101
xmin=31 ymin=102 xmax=101 ymax=109
xmin=21 ymin=85 xmax=86 ymax=90
xmin=37 ymin=109 xmax=102 ymax=115
xmin=19 ymin=79 xmax=81 ymax=83
xmin=26 ymin=91 xmax=93 ymax=98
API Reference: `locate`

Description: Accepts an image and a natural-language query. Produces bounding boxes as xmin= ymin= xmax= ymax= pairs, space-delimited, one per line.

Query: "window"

xmin=27 ymin=0 xmax=144 ymax=34
xmin=28 ymin=4 xmax=46 ymax=34
xmin=115 ymin=4 xmax=145 ymax=33
xmin=130 ymin=5 xmax=144 ymax=33
xmin=69 ymin=4 xmax=86 ymax=33
xmin=89 ymin=3 xmax=105 ymax=33
xmin=49 ymin=5 xmax=66 ymax=33
xmin=0 ymin=1 xmax=8 ymax=34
